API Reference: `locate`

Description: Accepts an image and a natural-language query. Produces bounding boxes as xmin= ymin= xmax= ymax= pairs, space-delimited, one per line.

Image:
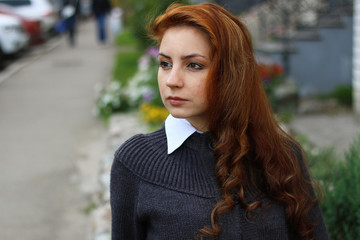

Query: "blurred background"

xmin=0 ymin=0 xmax=359 ymax=239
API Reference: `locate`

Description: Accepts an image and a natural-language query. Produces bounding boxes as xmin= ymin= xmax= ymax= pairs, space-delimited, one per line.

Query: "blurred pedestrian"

xmin=110 ymin=2 xmax=330 ymax=240
xmin=91 ymin=0 xmax=112 ymax=44
xmin=61 ymin=0 xmax=81 ymax=46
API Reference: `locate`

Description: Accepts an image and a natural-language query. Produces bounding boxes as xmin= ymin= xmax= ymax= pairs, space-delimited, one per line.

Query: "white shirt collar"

xmin=165 ymin=114 xmax=202 ymax=154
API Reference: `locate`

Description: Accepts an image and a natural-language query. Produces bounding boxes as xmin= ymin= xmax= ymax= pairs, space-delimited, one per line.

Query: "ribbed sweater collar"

xmin=117 ymin=127 xmax=219 ymax=198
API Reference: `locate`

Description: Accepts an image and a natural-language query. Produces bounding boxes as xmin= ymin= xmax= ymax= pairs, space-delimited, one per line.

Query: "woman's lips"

xmin=167 ymin=96 xmax=187 ymax=106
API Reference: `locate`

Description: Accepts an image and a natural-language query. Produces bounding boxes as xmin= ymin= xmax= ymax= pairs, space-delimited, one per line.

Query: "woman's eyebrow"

xmin=158 ymin=53 xmax=170 ymax=59
xmin=158 ymin=52 xmax=207 ymax=60
xmin=181 ymin=53 xmax=207 ymax=60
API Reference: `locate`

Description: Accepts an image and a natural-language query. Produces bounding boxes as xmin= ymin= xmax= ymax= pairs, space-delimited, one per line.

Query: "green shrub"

xmin=321 ymin=135 xmax=360 ymax=239
xmin=96 ymin=44 xmax=142 ymax=121
xmin=296 ymin=134 xmax=338 ymax=189
xmin=113 ymin=50 xmax=142 ymax=86
xmin=97 ymin=46 xmax=162 ymax=121
xmin=115 ymin=29 xmax=139 ymax=46
xmin=319 ymin=85 xmax=353 ymax=107
xmin=96 ymin=81 xmax=131 ymax=121
xmin=330 ymin=85 xmax=353 ymax=107
xmin=123 ymin=0 xmax=190 ymax=49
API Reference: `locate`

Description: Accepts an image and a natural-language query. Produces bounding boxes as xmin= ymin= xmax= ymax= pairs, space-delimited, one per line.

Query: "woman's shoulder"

xmin=114 ymin=127 xmax=166 ymax=162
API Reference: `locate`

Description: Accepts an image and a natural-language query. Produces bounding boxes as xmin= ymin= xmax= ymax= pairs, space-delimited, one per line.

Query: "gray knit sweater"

xmin=110 ymin=127 xmax=329 ymax=240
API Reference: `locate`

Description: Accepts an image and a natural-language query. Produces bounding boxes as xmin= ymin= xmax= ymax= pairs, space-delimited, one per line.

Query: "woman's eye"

xmin=159 ymin=61 xmax=172 ymax=69
xmin=187 ymin=62 xmax=203 ymax=70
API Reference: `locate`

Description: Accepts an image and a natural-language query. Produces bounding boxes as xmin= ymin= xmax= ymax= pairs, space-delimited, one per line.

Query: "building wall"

xmin=354 ymin=0 xmax=360 ymax=119
xmin=292 ymin=16 xmax=353 ymax=96
xmin=243 ymin=0 xmax=354 ymax=97
xmin=255 ymin=16 xmax=353 ymax=97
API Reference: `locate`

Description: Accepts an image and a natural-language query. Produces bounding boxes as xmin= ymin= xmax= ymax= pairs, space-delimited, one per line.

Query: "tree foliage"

xmin=122 ymin=0 xmax=190 ymax=49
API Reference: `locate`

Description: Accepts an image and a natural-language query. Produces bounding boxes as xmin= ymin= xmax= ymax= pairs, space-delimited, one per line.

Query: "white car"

xmin=0 ymin=0 xmax=57 ymax=38
xmin=0 ymin=13 xmax=29 ymax=58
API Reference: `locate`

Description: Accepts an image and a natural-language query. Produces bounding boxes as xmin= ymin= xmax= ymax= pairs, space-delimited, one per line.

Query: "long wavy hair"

xmin=150 ymin=3 xmax=317 ymax=239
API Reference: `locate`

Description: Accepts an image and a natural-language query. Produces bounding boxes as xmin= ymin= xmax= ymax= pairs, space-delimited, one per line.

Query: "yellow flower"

xmin=140 ymin=103 xmax=168 ymax=125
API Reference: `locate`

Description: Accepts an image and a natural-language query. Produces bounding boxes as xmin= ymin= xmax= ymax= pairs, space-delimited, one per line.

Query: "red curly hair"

xmin=150 ymin=3 xmax=317 ymax=239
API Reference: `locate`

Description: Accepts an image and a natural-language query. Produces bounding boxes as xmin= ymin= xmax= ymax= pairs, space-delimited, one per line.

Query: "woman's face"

xmin=158 ymin=25 xmax=211 ymax=131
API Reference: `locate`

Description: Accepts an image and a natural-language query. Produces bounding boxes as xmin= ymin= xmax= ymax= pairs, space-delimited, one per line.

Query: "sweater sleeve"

xmin=110 ymin=150 xmax=145 ymax=240
xmin=312 ymin=203 xmax=329 ymax=239
xmin=293 ymin=145 xmax=329 ymax=239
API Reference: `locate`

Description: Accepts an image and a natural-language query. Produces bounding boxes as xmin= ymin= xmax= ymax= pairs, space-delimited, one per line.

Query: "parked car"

xmin=0 ymin=3 xmax=43 ymax=45
xmin=0 ymin=13 xmax=29 ymax=62
xmin=0 ymin=0 xmax=57 ymax=38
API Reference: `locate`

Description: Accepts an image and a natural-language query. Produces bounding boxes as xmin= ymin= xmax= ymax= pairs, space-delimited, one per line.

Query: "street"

xmin=0 ymin=20 xmax=113 ymax=239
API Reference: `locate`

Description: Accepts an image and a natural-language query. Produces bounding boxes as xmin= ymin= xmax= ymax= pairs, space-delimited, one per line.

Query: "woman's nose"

xmin=166 ymin=67 xmax=184 ymax=88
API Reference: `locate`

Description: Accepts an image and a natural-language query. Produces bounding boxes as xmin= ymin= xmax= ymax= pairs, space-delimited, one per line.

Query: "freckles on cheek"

xmin=194 ymin=82 xmax=206 ymax=95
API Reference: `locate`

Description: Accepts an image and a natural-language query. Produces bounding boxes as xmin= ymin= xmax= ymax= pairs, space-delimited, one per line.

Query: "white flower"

xmin=101 ymin=93 xmax=113 ymax=105
xmin=109 ymin=81 xmax=121 ymax=92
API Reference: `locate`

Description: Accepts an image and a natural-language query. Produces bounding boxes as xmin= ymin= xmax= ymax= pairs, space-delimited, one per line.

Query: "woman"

xmin=110 ymin=3 xmax=329 ymax=239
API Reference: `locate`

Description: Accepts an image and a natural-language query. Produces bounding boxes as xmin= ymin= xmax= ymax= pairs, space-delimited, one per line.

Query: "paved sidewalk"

xmin=0 ymin=20 xmax=116 ymax=240
xmin=290 ymin=112 xmax=360 ymax=155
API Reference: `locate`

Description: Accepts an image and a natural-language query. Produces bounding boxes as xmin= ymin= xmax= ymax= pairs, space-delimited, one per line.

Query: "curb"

xmin=88 ymin=112 xmax=148 ymax=240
